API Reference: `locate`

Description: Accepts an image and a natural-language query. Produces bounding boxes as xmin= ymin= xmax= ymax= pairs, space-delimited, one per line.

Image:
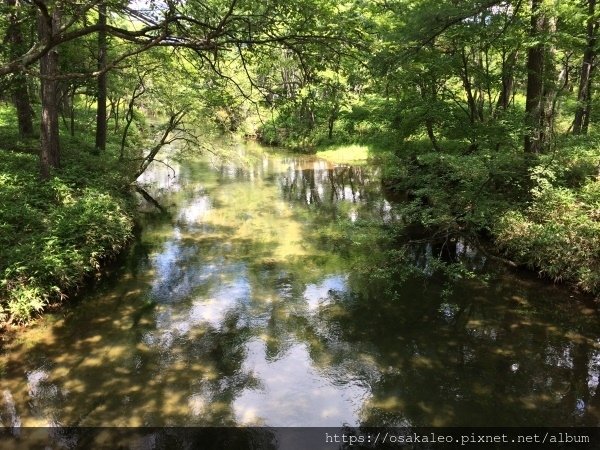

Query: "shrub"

xmin=496 ymin=174 xmax=600 ymax=293
xmin=0 ymin=147 xmax=134 ymax=323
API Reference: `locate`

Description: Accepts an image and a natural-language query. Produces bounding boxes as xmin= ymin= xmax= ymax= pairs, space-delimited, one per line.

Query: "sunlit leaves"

xmin=0 ymin=135 xmax=133 ymax=323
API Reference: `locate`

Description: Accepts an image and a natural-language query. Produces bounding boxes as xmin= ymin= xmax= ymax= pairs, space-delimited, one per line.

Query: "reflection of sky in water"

xmin=178 ymin=193 xmax=211 ymax=225
xmin=117 ymin=149 xmax=600 ymax=430
xmin=589 ymin=349 xmax=600 ymax=391
xmin=136 ymin=154 xmax=181 ymax=192
xmin=145 ymin=262 xmax=251 ymax=347
xmin=24 ymin=368 xmax=63 ymax=427
xmin=2 ymin=390 xmax=21 ymax=430
xmin=189 ymin=276 xmax=251 ymax=328
xmin=138 ymin=155 xmax=410 ymax=425
xmin=304 ymin=275 xmax=347 ymax=311
xmin=438 ymin=302 xmax=461 ymax=322
xmin=149 ymin=238 xmax=208 ymax=303
xmin=545 ymin=344 xmax=574 ymax=369
xmin=234 ymin=339 xmax=370 ymax=426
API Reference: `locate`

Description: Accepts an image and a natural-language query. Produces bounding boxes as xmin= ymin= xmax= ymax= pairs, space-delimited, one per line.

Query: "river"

xmin=1 ymin=140 xmax=600 ymax=431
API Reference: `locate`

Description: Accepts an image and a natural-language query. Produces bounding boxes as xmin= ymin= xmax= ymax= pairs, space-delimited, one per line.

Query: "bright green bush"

xmin=496 ymin=174 xmax=600 ymax=293
xmin=0 ymin=147 xmax=134 ymax=323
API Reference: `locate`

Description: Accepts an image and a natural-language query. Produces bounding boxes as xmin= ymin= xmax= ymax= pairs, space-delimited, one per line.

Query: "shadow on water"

xmin=2 ymin=141 xmax=600 ymax=438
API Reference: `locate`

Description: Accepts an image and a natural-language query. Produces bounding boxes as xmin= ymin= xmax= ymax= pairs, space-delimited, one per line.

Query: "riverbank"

xmin=272 ymin=134 xmax=600 ymax=298
xmin=0 ymin=111 xmax=136 ymax=325
xmin=380 ymin=138 xmax=600 ymax=296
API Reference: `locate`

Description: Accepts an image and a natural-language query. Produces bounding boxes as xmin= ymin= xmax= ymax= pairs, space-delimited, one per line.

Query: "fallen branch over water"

xmin=135 ymin=185 xmax=168 ymax=214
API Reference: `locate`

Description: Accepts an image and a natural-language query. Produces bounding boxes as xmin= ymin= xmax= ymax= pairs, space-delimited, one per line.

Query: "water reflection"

xmin=1 ymin=143 xmax=600 ymax=431
xmin=278 ymin=158 xmax=395 ymax=224
xmin=233 ymin=339 xmax=370 ymax=426
xmin=304 ymin=275 xmax=347 ymax=311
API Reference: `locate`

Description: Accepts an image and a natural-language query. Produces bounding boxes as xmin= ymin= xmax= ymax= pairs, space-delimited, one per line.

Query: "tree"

xmin=524 ymin=0 xmax=557 ymax=154
xmin=94 ymin=1 xmax=107 ymax=153
xmin=5 ymin=0 xmax=34 ymax=137
xmin=496 ymin=50 xmax=519 ymax=112
xmin=573 ymin=0 xmax=598 ymax=135
xmin=38 ymin=4 xmax=61 ymax=179
xmin=1 ymin=0 xmax=350 ymax=177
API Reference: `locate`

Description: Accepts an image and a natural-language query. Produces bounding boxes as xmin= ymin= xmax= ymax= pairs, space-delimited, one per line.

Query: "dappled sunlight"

xmin=2 ymin=143 xmax=600 ymax=430
xmin=315 ymin=144 xmax=371 ymax=164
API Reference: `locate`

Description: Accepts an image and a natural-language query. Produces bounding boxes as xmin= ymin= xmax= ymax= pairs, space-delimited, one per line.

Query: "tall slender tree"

xmin=6 ymin=0 xmax=34 ymax=137
xmin=38 ymin=5 xmax=60 ymax=179
xmin=496 ymin=50 xmax=518 ymax=112
xmin=94 ymin=1 xmax=107 ymax=153
xmin=524 ymin=0 xmax=546 ymax=154
xmin=573 ymin=0 xmax=597 ymax=135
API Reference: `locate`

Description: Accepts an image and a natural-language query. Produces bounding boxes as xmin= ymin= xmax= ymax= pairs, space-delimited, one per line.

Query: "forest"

xmin=0 ymin=0 xmax=599 ymax=325
xmin=3 ymin=0 xmax=600 ymax=435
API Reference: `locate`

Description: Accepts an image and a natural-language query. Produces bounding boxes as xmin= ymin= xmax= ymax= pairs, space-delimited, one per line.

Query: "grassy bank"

xmin=382 ymin=136 xmax=600 ymax=295
xmin=0 ymin=108 xmax=137 ymax=325
xmin=315 ymin=144 xmax=371 ymax=164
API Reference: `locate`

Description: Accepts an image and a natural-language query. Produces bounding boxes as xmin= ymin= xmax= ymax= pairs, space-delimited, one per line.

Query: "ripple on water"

xmin=233 ymin=338 xmax=371 ymax=426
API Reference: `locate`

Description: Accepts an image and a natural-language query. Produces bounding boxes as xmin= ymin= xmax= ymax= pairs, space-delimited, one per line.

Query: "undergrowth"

xmin=0 ymin=109 xmax=137 ymax=324
xmin=384 ymin=135 xmax=600 ymax=295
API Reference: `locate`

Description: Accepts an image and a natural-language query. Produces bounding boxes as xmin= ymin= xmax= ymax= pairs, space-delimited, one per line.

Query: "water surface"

xmin=2 ymin=141 xmax=600 ymax=429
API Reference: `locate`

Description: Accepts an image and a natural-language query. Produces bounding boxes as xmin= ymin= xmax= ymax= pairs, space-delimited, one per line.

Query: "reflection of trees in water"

xmin=405 ymin=237 xmax=487 ymax=274
xmin=301 ymin=278 xmax=600 ymax=427
xmin=174 ymin=245 xmax=600 ymax=427
xmin=280 ymin=163 xmax=373 ymax=206
xmin=223 ymin=157 xmax=600 ymax=427
xmin=218 ymin=164 xmax=249 ymax=181
xmin=278 ymin=161 xmax=399 ymax=225
xmin=6 ymin=152 xmax=600 ymax=432
xmin=140 ymin=156 xmax=600 ymax=427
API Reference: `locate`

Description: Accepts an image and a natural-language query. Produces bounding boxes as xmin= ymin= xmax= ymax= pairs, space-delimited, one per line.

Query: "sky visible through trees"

xmin=0 ymin=0 xmax=598 ymax=332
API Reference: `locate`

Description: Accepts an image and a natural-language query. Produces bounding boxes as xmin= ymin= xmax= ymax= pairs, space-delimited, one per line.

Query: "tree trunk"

xmin=496 ymin=50 xmax=518 ymax=112
xmin=419 ymin=79 xmax=441 ymax=152
xmin=327 ymin=102 xmax=339 ymax=139
xmin=69 ymin=86 xmax=76 ymax=137
xmin=573 ymin=0 xmax=597 ymax=135
xmin=38 ymin=8 xmax=61 ymax=179
xmin=6 ymin=0 xmax=34 ymax=137
xmin=13 ymin=78 xmax=34 ymax=138
xmin=134 ymin=110 xmax=186 ymax=179
xmin=94 ymin=2 xmax=108 ymax=153
xmin=540 ymin=15 xmax=558 ymax=149
xmin=460 ymin=48 xmax=478 ymax=124
xmin=114 ymin=98 xmax=121 ymax=131
xmin=524 ymin=0 xmax=546 ymax=154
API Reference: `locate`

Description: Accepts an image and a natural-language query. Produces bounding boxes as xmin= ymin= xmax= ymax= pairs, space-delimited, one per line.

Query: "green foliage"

xmin=258 ymin=94 xmax=400 ymax=150
xmin=0 ymin=131 xmax=133 ymax=323
xmin=2 ymin=0 xmax=600 ymax=321
xmin=496 ymin=159 xmax=600 ymax=293
xmin=383 ymin=142 xmax=527 ymax=231
xmin=377 ymin=129 xmax=600 ymax=294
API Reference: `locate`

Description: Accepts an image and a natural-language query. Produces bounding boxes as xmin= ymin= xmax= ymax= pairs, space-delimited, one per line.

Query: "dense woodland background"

xmin=0 ymin=0 xmax=599 ymax=324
